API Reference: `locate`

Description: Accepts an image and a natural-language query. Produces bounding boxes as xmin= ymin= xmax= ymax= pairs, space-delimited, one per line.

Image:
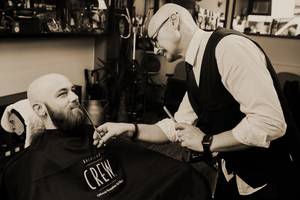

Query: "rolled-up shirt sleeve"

xmin=216 ymin=35 xmax=287 ymax=148
xmin=156 ymin=118 xmax=178 ymax=142
xmin=156 ymin=92 xmax=198 ymax=142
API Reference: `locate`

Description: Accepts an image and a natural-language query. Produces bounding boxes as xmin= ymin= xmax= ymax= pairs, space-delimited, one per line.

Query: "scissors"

xmin=79 ymin=103 xmax=102 ymax=138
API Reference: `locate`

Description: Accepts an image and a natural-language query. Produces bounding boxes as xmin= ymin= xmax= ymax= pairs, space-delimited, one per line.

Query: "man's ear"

xmin=32 ymin=103 xmax=47 ymax=117
xmin=169 ymin=13 xmax=180 ymax=30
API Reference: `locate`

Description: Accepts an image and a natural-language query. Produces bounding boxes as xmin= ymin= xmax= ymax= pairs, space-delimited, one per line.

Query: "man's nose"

xmin=69 ymin=91 xmax=79 ymax=103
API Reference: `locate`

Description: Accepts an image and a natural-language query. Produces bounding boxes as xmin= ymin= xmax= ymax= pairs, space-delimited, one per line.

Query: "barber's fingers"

xmin=97 ymin=140 xmax=104 ymax=148
xmin=93 ymin=124 xmax=109 ymax=140
xmin=93 ymin=139 xmax=99 ymax=146
xmin=174 ymin=123 xmax=184 ymax=130
xmin=180 ymin=140 xmax=187 ymax=148
xmin=93 ymin=130 xmax=107 ymax=147
xmin=177 ymin=131 xmax=186 ymax=142
xmin=93 ymin=130 xmax=105 ymax=147
xmin=93 ymin=129 xmax=106 ymax=138
xmin=93 ymin=130 xmax=100 ymax=140
xmin=96 ymin=131 xmax=116 ymax=148
xmin=95 ymin=125 xmax=108 ymax=134
xmin=174 ymin=122 xmax=190 ymax=131
xmin=177 ymin=130 xmax=185 ymax=137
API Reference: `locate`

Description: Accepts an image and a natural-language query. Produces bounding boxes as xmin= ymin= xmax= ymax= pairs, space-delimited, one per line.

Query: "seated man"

xmin=0 ymin=73 xmax=210 ymax=200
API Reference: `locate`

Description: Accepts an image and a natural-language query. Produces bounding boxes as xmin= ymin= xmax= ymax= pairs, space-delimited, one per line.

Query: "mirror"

xmin=232 ymin=0 xmax=300 ymax=38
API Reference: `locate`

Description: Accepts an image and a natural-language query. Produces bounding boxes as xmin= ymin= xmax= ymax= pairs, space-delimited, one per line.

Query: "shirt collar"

xmin=185 ymin=29 xmax=204 ymax=67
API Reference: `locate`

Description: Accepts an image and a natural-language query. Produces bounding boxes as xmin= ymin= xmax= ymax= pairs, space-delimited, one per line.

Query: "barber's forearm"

xmin=127 ymin=123 xmax=169 ymax=143
xmin=210 ymin=130 xmax=249 ymax=153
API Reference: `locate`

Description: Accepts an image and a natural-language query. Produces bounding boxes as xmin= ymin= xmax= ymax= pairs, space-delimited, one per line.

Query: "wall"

xmin=249 ymin=35 xmax=300 ymax=75
xmin=94 ymin=36 xmax=108 ymax=65
xmin=0 ymin=37 xmax=95 ymax=97
xmin=197 ymin=0 xmax=227 ymax=14
xmin=272 ymin=0 xmax=295 ymax=18
xmin=227 ymin=0 xmax=300 ymax=76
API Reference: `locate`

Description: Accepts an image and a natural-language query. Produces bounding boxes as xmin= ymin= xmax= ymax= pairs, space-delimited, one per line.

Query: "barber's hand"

xmin=93 ymin=122 xmax=132 ymax=148
xmin=175 ymin=123 xmax=205 ymax=152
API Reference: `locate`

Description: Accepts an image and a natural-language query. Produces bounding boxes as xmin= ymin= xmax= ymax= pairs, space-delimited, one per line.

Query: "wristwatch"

xmin=202 ymin=134 xmax=213 ymax=157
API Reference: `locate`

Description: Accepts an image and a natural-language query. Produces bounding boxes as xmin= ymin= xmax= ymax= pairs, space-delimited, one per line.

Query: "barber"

xmin=93 ymin=3 xmax=299 ymax=200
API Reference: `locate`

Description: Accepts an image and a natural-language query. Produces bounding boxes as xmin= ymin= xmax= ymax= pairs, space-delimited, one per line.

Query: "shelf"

xmin=0 ymin=7 xmax=56 ymax=13
xmin=0 ymin=31 xmax=109 ymax=40
xmin=244 ymin=32 xmax=300 ymax=40
xmin=0 ymin=1 xmax=109 ymax=37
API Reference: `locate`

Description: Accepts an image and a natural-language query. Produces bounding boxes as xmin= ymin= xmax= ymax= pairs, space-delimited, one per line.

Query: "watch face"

xmin=202 ymin=134 xmax=213 ymax=145
xmin=202 ymin=135 xmax=213 ymax=154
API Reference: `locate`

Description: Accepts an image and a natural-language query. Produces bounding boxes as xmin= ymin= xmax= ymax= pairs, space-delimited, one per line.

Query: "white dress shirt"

xmin=156 ymin=29 xmax=287 ymax=195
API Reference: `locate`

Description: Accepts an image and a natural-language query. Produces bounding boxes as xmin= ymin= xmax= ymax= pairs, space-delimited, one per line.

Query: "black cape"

xmin=0 ymin=127 xmax=210 ymax=200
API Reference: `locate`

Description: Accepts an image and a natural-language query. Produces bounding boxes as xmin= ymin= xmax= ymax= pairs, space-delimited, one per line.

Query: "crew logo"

xmin=82 ymin=151 xmax=124 ymax=197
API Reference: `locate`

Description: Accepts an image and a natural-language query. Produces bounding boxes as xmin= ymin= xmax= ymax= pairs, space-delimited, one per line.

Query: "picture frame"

xmin=247 ymin=0 xmax=272 ymax=16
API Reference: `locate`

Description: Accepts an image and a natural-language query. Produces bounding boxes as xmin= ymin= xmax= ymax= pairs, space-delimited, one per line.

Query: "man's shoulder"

xmin=217 ymin=33 xmax=251 ymax=48
xmin=0 ymin=144 xmax=41 ymax=199
xmin=2 ymin=144 xmax=38 ymax=175
xmin=214 ymin=32 xmax=258 ymax=62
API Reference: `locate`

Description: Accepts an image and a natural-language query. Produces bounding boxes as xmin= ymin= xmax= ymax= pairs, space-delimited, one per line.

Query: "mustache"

xmin=69 ymin=101 xmax=81 ymax=109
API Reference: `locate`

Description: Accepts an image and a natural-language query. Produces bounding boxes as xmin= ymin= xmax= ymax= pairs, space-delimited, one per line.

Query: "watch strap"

xmin=202 ymin=134 xmax=213 ymax=159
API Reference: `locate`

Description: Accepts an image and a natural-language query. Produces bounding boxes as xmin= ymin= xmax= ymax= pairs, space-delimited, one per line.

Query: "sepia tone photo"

xmin=0 ymin=0 xmax=299 ymax=199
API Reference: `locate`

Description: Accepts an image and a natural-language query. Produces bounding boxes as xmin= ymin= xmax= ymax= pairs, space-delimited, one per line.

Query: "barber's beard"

xmin=45 ymin=103 xmax=85 ymax=133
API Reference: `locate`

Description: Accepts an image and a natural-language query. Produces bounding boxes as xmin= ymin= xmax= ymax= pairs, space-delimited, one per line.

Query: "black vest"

xmin=186 ymin=28 xmax=299 ymax=187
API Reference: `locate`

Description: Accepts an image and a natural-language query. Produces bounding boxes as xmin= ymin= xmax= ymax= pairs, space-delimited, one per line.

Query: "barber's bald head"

xmin=27 ymin=73 xmax=84 ymax=131
xmin=148 ymin=3 xmax=197 ymax=39
xmin=147 ymin=3 xmax=197 ymax=62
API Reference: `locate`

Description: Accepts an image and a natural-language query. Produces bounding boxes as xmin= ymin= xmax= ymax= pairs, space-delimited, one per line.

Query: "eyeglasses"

xmin=150 ymin=12 xmax=178 ymax=56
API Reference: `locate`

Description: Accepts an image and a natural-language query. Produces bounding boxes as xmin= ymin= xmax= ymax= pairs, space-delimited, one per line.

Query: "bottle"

xmin=13 ymin=21 xmax=20 ymax=33
xmin=8 ymin=0 xmax=13 ymax=7
xmin=271 ymin=19 xmax=278 ymax=35
xmin=24 ymin=0 xmax=31 ymax=9
xmin=0 ymin=12 xmax=7 ymax=32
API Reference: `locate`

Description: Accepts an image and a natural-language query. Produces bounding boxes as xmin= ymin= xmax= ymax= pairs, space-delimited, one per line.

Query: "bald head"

xmin=27 ymin=73 xmax=71 ymax=105
xmin=148 ymin=3 xmax=197 ymax=38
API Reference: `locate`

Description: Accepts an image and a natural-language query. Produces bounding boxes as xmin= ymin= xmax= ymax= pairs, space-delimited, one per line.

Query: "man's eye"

xmin=58 ymin=92 xmax=67 ymax=97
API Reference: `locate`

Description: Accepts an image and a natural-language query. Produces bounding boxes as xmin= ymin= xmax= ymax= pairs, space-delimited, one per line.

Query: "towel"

xmin=1 ymin=99 xmax=45 ymax=148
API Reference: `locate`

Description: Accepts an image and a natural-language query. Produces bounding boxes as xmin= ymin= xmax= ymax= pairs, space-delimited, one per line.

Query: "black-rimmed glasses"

xmin=150 ymin=13 xmax=177 ymax=55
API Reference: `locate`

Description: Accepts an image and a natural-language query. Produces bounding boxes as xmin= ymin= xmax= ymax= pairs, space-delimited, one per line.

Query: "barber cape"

xmin=0 ymin=126 xmax=210 ymax=200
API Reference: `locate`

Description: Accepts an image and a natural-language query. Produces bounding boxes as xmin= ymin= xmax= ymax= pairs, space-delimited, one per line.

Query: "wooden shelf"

xmin=244 ymin=32 xmax=300 ymax=40
xmin=0 ymin=2 xmax=109 ymax=37
xmin=0 ymin=31 xmax=108 ymax=38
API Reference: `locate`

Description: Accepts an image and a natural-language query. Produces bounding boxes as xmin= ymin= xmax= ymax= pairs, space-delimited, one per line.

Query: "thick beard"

xmin=45 ymin=103 xmax=85 ymax=133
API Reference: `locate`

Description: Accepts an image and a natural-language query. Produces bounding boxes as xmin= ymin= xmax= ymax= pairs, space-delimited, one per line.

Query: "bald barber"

xmin=93 ymin=3 xmax=299 ymax=200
